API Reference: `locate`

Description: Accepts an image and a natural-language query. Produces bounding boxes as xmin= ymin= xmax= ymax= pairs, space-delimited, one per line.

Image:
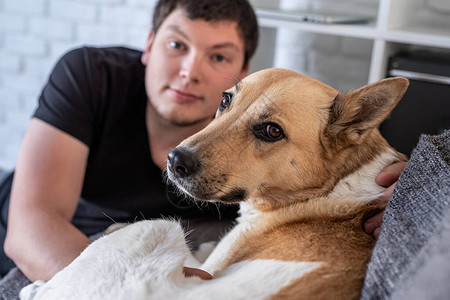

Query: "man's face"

xmin=142 ymin=8 xmax=248 ymax=126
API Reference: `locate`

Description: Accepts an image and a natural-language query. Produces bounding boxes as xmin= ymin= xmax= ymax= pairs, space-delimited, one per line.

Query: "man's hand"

xmin=364 ymin=161 xmax=407 ymax=238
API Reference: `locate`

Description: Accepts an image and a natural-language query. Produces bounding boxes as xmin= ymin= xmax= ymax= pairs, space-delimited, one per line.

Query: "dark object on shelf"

xmin=380 ymin=51 xmax=450 ymax=155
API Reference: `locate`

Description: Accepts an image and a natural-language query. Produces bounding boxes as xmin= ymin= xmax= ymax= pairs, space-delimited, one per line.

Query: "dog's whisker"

xmin=213 ymin=202 xmax=222 ymax=220
xmin=102 ymin=212 xmax=118 ymax=224
xmin=138 ymin=211 xmax=148 ymax=221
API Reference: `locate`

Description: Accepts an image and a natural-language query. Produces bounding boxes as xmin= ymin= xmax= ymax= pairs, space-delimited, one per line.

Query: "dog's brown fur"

xmin=222 ymin=204 xmax=384 ymax=300
xmin=168 ymin=68 xmax=408 ymax=299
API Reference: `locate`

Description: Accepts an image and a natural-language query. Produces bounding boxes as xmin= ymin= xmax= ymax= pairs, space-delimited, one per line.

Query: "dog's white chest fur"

xmin=200 ymin=202 xmax=261 ymax=274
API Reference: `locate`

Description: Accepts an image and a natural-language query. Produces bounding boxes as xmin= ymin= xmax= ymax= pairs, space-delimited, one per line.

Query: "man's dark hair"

xmin=152 ymin=0 xmax=259 ymax=68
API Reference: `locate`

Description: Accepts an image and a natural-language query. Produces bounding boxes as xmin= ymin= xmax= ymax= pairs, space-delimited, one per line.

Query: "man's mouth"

xmin=168 ymin=88 xmax=202 ymax=103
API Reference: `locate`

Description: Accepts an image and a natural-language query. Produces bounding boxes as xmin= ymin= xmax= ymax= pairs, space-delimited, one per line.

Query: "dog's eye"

xmin=219 ymin=92 xmax=233 ymax=111
xmin=253 ymin=123 xmax=285 ymax=142
xmin=266 ymin=124 xmax=282 ymax=139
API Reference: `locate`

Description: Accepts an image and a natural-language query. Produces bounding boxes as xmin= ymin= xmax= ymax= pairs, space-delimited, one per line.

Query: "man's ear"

xmin=141 ymin=30 xmax=155 ymax=66
xmin=238 ymin=63 xmax=250 ymax=80
xmin=324 ymin=77 xmax=409 ymax=150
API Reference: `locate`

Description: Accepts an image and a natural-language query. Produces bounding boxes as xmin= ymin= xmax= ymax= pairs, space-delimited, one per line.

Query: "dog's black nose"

xmin=167 ymin=147 xmax=200 ymax=177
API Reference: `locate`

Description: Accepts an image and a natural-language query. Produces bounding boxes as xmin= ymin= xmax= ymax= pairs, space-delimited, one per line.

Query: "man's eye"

xmin=213 ymin=55 xmax=226 ymax=62
xmin=169 ymin=41 xmax=184 ymax=50
xmin=219 ymin=92 xmax=233 ymax=111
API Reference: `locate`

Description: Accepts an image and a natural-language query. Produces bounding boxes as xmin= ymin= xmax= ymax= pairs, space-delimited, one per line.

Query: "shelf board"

xmin=384 ymin=26 xmax=450 ymax=49
xmin=256 ymin=9 xmax=377 ymax=40
xmin=254 ymin=5 xmax=450 ymax=83
xmin=256 ymin=9 xmax=450 ymax=50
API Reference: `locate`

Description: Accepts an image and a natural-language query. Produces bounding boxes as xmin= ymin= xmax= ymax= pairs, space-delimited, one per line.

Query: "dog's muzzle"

xmin=167 ymin=147 xmax=200 ymax=178
xmin=167 ymin=146 xmax=247 ymax=203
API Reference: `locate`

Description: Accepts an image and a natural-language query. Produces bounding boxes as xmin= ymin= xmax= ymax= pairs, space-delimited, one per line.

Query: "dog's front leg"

xmin=201 ymin=222 xmax=247 ymax=275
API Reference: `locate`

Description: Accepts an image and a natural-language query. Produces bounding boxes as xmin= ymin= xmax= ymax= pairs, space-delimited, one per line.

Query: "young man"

xmin=1 ymin=0 xmax=257 ymax=282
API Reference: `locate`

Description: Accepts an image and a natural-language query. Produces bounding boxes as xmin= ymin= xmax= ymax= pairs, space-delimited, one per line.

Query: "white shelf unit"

xmin=252 ymin=0 xmax=450 ymax=84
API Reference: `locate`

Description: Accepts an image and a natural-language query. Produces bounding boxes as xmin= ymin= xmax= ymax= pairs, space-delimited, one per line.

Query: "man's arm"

xmin=4 ymin=118 xmax=91 ymax=282
xmin=365 ymin=161 xmax=407 ymax=238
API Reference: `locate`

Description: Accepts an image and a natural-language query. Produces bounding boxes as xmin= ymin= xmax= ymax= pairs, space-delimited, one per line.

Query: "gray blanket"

xmin=0 ymin=268 xmax=29 ymax=300
xmin=361 ymin=130 xmax=450 ymax=300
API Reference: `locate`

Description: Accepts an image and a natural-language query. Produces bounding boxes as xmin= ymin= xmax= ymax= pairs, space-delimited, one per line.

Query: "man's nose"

xmin=179 ymin=53 xmax=202 ymax=84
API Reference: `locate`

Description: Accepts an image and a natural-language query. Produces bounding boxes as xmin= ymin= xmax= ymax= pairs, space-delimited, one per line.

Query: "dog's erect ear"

xmin=325 ymin=77 xmax=408 ymax=149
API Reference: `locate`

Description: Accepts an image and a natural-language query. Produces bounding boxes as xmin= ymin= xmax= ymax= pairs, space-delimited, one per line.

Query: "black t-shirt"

xmin=31 ymin=46 xmax=237 ymax=231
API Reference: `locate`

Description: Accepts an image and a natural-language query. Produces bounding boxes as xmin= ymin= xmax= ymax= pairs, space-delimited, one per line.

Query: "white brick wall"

xmin=30 ymin=18 xmax=74 ymax=41
xmin=0 ymin=0 xmax=157 ymax=170
xmin=4 ymin=0 xmax=47 ymax=16
xmin=50 ymin=1 xmax=98 ymax=22
xmin=4 ymin=35 xmax=48 ymax=56
xmin=0 ymin=13 xmax=27 ymax=32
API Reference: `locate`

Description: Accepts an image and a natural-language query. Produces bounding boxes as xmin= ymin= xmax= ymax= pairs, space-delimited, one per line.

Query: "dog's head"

xmin=167 ymin=68 xmax=408 ymax=211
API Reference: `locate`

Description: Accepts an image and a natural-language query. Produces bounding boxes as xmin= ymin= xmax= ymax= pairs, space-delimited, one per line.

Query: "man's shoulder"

xmin=88 ymin=46 xmax=143 ymax=62
xmin=59 ymin=46 xmax=143 ymax=70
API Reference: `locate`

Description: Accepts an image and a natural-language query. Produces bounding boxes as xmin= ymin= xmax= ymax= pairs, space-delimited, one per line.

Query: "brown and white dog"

xmin=167 ymin=68 xmax=408 ymax=299
xmin=21 ymin=69 xmax=408 ymax=300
